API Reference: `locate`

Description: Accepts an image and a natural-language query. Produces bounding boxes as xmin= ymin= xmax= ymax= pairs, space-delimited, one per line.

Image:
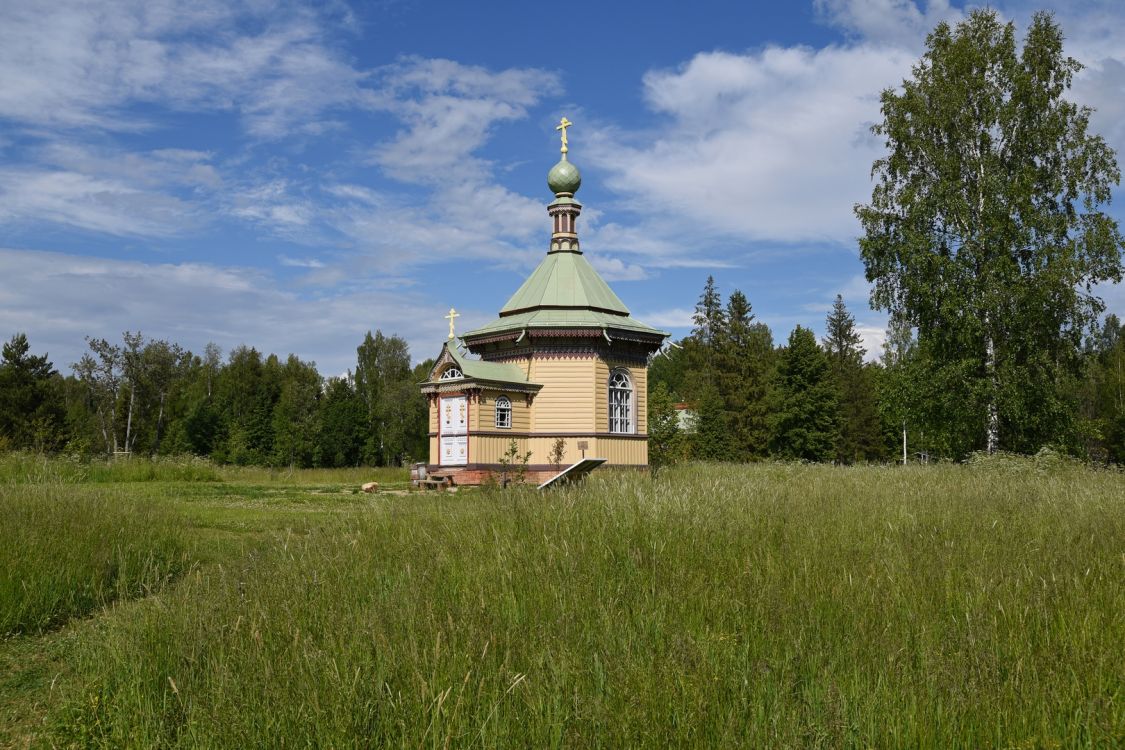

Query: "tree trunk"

xmin=154 ymin=391 xmax=166 ymax=454
xmin=984 ymin=327 xmax=999 ymax=454
xmin=96 ymin=406 xmax=111 ymax=455
xmin=124 ymin=386 xmax=135 ymax=454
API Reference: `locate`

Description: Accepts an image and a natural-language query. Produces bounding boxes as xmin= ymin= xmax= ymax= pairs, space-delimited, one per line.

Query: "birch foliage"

xmin=856 ymin=10 xmax=1124 ymax=454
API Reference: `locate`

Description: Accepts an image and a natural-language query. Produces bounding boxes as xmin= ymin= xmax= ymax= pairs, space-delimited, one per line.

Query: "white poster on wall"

xmin=440 ymin=396 xmax=468 ymax=435
xmin=440 ymin=435 xmax=468 ymax=466
xmin=439 ymin=395 xmax=468 ymax=466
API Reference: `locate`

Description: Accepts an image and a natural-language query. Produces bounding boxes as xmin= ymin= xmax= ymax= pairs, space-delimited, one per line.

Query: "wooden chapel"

xmin=420 ymin=119 xmax=668 ymax=484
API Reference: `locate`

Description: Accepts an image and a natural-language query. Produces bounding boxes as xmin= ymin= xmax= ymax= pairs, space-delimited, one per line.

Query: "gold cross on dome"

xmin=444 ymin=307 xmax=460 ymax=339
xmin=556 ymin=116 xmax=573 ymax=156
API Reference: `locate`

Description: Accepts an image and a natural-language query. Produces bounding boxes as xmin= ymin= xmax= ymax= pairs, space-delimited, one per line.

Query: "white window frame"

xmin=494 ymin=395 xmax=512 ymax=429
xmin=608 ymin=369 xmax=634 ymax=434
xmin=439 ymin=366 xmax=463 ymax=380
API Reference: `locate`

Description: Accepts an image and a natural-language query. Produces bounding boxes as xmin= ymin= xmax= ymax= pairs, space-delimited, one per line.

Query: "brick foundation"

xmin=424 ymin=464 xmax=647 ymax=487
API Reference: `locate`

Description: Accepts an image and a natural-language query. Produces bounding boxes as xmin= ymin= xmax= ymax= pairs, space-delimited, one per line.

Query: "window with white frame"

xmin=608 ymin=369 xmax=633 ymax=433
xmin=439 ymin=366 xmax=463 ymax=380
xmin=495 ymin=395 xmax=512 ymax=429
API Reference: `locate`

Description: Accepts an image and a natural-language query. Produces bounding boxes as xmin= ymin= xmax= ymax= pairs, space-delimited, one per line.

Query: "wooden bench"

xmin=418 ymin=474 xmax=453 ymax=490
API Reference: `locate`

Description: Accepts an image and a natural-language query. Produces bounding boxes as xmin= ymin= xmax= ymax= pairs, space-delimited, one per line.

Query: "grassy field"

xmin=0 ymin=455 xmax=1122 ymax=748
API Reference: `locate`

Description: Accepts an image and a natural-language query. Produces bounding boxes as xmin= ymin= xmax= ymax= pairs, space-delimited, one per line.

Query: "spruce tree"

xmin=716 ymin=290 xmax=775 ymax=459
xmin=770 ymin=326 xmax=839 ymax=461
xmin=691 ymin=275 xmax=725 ymax=348
xmin=0 ymin=333 xmax=65 ymax=451
xmin=691 ymin=383 xmax=731 ymax=461
xmin=316 ymin=377 xmax=365 ymax=467
xmin=822 ymin=296 xmax=883 ymax=462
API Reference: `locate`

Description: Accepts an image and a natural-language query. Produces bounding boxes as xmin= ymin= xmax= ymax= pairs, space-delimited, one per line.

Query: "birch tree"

xmin=75 ymin=337 xmax=123 ymax=454
xmin=856 ymin=10 xmax=1123 ymax=455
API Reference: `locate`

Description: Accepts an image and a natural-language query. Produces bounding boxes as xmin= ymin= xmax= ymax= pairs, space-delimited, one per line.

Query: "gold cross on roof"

xmin=444 ymin=307 xmax=460 ymax=339
xmin=556 ymin=116 xmax=573 ymax=156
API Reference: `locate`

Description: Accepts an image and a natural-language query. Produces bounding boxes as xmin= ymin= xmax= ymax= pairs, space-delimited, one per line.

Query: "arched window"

xmin=439 ymin=366 xmax=463 ymax=380
xmin=495 ymin=395 xmax=512 ymax=429
xmin=608 ymin=369 xmax=633 ymax=433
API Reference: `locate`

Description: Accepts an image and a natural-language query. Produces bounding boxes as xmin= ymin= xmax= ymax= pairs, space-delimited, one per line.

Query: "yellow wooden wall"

xmin=474 ymin=436 xmax=645 ymax=467
xmin=633 ymin=365 xmax=648 ymax=434
xmin=593 ymin=436 xmax=647 ymax=465
xmin=474 ymin=392 xmax=530 ymax=432
xmin=529 ymin=358 xmax=596 ymax=432
xmin=470 ymin=434 xmax=528 ymax=464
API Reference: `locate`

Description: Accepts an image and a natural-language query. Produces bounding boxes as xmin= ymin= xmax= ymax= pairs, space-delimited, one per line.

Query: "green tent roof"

xmin=499 ymin=251 xmax=630 ymax=315
xmin=464 ymin=251 xmax=667 ymax=341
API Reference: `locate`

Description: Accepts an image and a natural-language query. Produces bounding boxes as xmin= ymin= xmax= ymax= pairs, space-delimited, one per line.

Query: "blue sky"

xmin=2 ymin=0 xmax=1124 ymax=375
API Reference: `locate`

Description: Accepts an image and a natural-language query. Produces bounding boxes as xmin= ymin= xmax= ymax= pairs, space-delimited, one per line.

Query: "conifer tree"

xmin=317 ymin=376 xmax=366 ymax=467
xmin=691 ymin=275 xmax=725 ymax=348
xmin=822 ymin=296 xmax=883 ymax=462
xmin=716 ymin=290 xmax=775 ymax=459
xmin=770 ymin=326 xmax=839 ymax=461
xmin=691 ymin=383 xmax=731 ymax=461
xmin=0 ymin=334 xmax=65 ymax=451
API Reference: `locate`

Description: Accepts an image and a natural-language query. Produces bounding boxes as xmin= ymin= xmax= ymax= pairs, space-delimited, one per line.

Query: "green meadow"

xmin=1 ymin=455 xmax=1122 ymax=748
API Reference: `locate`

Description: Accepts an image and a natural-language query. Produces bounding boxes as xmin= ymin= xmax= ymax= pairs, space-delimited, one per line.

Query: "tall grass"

xmin=0 ymin=452 xmax=408 ymax=487
xmin=0 ymin=452 xmax=222 ymax=484
xmin=215 ymin=464 xmax=409 ymax=486
xmin=0 ymin=485 xmax=186 ymax=636
xmin=50 ymin=463 xmax=1124 ymax=747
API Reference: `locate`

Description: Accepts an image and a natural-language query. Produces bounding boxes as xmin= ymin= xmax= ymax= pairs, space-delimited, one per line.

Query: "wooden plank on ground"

xmin=536 ymin=458 xmax=608 ymax=490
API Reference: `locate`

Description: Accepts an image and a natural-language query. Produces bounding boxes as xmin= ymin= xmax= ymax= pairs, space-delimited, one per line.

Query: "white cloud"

xmin=229 ymin=179 xmax=316 ymax=230
xmin=278 ymin=255 xmax=325 ymax=268
xmin=815 ymin=0 xmax=961 ymax=47
xmin=637 ymin=307 xmax=694 ymax=329
xmin=584 ymin=221 xmax=736 ymax=269
xmin=39 ymin=143 xmax=222 ymax=189
xmin=0 ymin=247 xmax=450 ymax=374
xmin=586 ymin=254 xmax=650 ymax=282
xmin=0 ymin=168 xmax=200 ymax=236
xmin=588 ymin=45 xmax=916 ymax=249
xmin=0 ymin=0 xmax=371 ymax=137
xmin=371 ymin=58 xmax=557 ymax=185
xmin=855 ymin=323 xmax=888 ymax=361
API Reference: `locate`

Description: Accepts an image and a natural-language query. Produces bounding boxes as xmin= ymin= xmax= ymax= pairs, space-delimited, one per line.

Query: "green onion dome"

xmin=547 ymin=158 xmax=581 ymax=195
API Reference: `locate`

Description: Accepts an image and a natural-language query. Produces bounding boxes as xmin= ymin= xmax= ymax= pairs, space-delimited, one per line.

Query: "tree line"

xmin=646 ymin=276 xmax=1125 ymax=467
xmin=0 ymin=330 xmax=432 ymax=468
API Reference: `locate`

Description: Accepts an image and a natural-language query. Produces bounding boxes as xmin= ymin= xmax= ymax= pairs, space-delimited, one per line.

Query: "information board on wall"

xmin=440 ymin=396 xmax=468 ymax=465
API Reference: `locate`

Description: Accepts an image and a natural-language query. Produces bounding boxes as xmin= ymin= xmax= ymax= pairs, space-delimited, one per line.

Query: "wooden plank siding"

xmin=529 ymin=357 xmax=596 ymax=432
xmin=470 ymin=434 xmax=531 ymax=464
xmin=594 ymin=436 xmax=648 ymax=465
